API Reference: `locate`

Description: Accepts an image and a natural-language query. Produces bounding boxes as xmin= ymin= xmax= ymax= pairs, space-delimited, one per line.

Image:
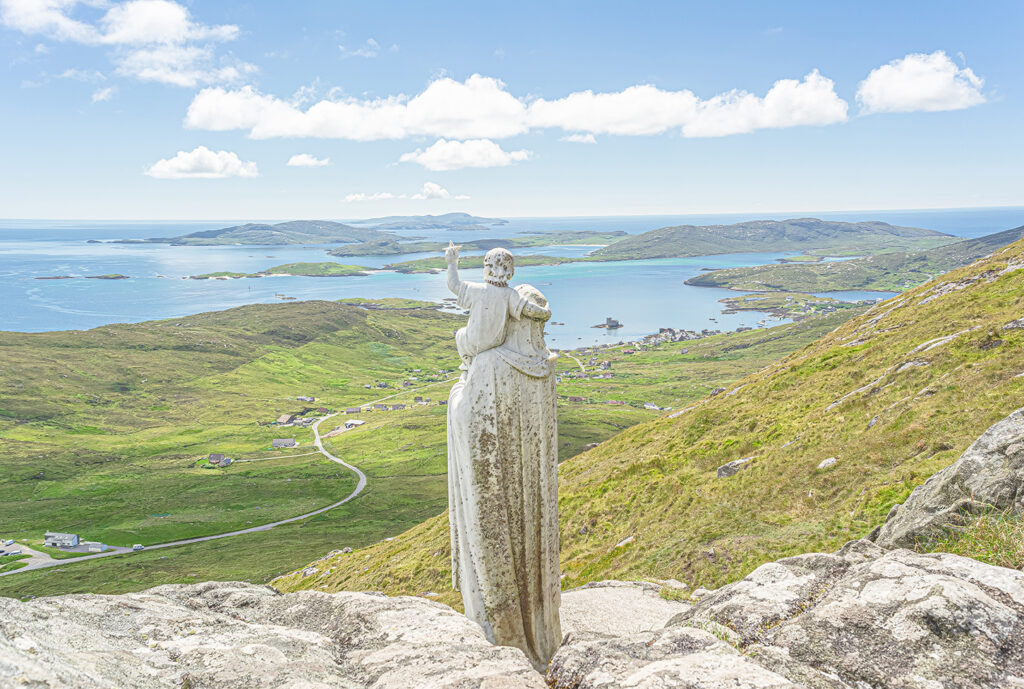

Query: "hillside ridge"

xmin=275 ymin=235 xmax=1024 ymax=606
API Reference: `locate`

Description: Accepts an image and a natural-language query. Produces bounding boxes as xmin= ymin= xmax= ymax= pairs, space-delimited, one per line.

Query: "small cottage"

xmin=273 ymin=439 xmax=297 ymax=448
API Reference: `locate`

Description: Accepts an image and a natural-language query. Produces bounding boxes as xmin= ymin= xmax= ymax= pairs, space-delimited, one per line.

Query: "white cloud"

xmin=344 ymin=191 xmax=396 ymax=202
xmin=857 ymin=51 xmax=985 ymax=114
xmin=411 ymin=182 xmax=469 ymax=200
xmin=399 ymin=138 xmax=531 ymax=171
xmin=528 ymin=70 xmax=847 ymax=138
xmin=59 ymin=67 xmax=106 ymax=82
xmin=560 ymin=133 xmax=596 ymax=144
xmin=144 ymin=145 xmax=258 ymax=179
xmin=344 ymin=182 xmax=468 ymax=202
xmin=682 ymin=70 xmax=848 ymax=137
xmin=286 ymin=153 xmax=330 ymax=167
xmin=0 ymin=0 xmax=249 ymax=87
xmin=339 ymin=37 xmax=379 ymax=58
xmin=186 ymin=75 xmax=528 ymax=140
xmin=114 ymin=43 xmax=254 ymax=87
xmin=91 ymin=86 xmax=113 ymax=102
xmin=185 ymin=71 xmax=848 ymax=142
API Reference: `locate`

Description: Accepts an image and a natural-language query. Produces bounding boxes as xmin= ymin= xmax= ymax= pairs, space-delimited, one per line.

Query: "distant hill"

xmin=275 ymin=237 xmax=1024 ymax=603
xmin=123 ymin=220 xmax=394 ymax=246
xmin=686 ymin=224 xmax=1024 ymax=292
xmin=591 ymin=218 xmax=956 ymax=260
xmin=350 ymin=213 xmax=508 ymax=231
xmin=326 ymin=230 xmax=626 ymax=257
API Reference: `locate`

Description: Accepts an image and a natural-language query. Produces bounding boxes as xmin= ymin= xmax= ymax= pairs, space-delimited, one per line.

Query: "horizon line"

xmin=2 ymin=204 xmax=1023 ymax=224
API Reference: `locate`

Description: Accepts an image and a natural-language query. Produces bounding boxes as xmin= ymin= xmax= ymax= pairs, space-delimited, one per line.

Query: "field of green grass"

xmin=0 ymin=300 xmax=461 ymax=549
xmin=274 ymin=240 xmax=1024 ymax=608
xmin=0 ymin=297 xmax=853 ymax=598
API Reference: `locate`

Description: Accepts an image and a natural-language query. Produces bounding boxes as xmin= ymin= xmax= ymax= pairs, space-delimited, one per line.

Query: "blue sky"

xmin=1 ymin=0 xmax=1021 ymax=219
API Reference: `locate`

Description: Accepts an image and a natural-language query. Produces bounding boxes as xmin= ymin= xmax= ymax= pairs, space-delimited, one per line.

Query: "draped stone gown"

xmin=447 ymin=284 xmax=561 ymax=670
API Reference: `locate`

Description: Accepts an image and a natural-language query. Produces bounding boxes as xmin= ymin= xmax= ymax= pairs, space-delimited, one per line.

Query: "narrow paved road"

xmin=0 ymin=379 xmax=451 ymax=579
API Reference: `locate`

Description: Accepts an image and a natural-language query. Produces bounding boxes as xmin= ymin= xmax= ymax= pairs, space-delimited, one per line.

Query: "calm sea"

xmin=2 ymin=207 xmax=1021 ymax=343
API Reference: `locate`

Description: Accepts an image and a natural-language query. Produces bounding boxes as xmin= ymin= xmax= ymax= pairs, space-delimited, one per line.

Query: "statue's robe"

xmin=447 ymin=284 xmax=561 ymax=670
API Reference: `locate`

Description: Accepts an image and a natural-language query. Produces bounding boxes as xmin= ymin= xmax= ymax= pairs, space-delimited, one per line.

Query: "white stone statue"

xmin=444 ymin=242 xmax=562 ymax=670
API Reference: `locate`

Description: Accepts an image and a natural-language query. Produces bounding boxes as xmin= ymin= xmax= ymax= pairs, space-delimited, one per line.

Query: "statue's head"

xmin=483 ymin=248 xmax=514 ymax=287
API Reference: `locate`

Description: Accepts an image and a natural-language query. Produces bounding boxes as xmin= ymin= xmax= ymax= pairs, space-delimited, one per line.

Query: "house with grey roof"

xmin=44 ymin=532 xmax=79 ymax=548
xmin=273 ymin=439 xmax=297 ymax=448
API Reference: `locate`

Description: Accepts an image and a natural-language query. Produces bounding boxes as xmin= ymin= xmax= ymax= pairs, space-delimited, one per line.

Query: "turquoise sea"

xmin=2 ymin=207 xmax=1021 ymax=345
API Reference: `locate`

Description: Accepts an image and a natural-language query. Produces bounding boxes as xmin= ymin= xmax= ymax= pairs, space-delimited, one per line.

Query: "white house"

xmin=44 ymin=531 xmax=79 ymax=548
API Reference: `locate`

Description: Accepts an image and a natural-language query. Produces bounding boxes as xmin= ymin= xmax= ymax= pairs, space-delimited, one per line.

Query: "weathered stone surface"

xmin=547 ymin=626 xmax=798 ymax=689
xmin=0 ymin=581 xmax=545 ymax=688
xmin=560 ymin=581 xmax=689 ymax=637
xmin=717 ymin=456 xmax=753 ymax=478
xmin=669 ymin=539 xmax=882 ymax=641
xmin=670 ymin=543 xmax=1024 ymax=689
xmin=874 ymin=406 xmax=1024 ymax=548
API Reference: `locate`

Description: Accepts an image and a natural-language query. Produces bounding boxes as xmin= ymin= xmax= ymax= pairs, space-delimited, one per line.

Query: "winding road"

xmin=0 ymin=380 xmax=451 ymax=579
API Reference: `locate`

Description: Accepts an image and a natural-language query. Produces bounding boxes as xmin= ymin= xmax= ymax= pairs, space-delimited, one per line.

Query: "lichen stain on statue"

xmin=444 ymin=241 xmax=562 ymax=670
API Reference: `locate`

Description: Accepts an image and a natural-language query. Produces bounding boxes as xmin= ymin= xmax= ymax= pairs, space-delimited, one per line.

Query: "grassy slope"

xmin=275 ymin=239 xmax=1024 ymax=608
xmin=0 ymin=301 xmax=462 ymax=548
xmin=271 ymin=311 xmax=859 ymax=606
xmin=686 ymin=225 xmax=1024 ymax=293
xmin=592 ymin=218 xmax=955 ymax=260
xmin=0 ymin=306 xmax=851 ymax=599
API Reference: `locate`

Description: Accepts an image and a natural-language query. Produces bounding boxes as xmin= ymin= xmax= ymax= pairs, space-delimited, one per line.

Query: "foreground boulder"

xmin=0 ymin=581 xmax=544 ymax=688
xmin=549 ymin=540 xmax=1024 ymax=689
xmin=874 ymin=406 xmax=1024 ymax=548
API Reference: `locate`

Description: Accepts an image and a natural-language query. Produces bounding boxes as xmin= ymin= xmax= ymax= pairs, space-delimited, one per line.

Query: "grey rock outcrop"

xmin=874 ymin=406 xmax=1024 ymax=548
xmin=717 ymin=456 xmax=753 ymax=478
xmin=0 ymin=581 xmax=545 ymax=688
xmin=549 ymin=540 xmax=1024 ymax=689
xmin=559 ymin=581 xmax=688 ymax=637
xmin=548 ymin=626 xmax=798 ymax=689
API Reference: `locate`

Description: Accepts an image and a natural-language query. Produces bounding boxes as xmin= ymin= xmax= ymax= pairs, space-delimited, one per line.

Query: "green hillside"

xmin=686 ymin=224 xmax=1024 ymax=292
xmin=274 ymin=237 xmax=1024 ymax=608
xmin=0 ymin=304 xmax=852 ymax=598
xmin=0 ymin=301 xmax=462 ymax=548
xmin=591 ymin=218 xmax=956 ymax=260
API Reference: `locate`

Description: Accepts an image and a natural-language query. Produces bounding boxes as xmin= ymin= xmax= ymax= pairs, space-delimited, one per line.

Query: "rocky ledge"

xmin=550 ymin=541 xmax=1024 ymax=688
xmin=3 ymin=544 xmax=1022 ymax=688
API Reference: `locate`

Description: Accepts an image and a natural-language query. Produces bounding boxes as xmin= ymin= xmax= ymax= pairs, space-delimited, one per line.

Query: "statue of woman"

xmin=445 ymin=244 xmax=562 ymax=670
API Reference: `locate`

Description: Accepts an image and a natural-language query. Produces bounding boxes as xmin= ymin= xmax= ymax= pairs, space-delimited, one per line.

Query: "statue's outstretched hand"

xmin=445 ymin=241 xmax=461 ymax=265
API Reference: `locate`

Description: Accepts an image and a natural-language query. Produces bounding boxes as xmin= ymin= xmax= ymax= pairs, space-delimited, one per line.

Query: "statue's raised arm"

xmin=445 ymin=241 xmax=463 ymax=296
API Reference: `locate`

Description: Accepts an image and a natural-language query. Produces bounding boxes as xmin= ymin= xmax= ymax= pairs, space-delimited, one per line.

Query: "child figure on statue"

xmin=445 ymin=242 xmax=550 ymax=370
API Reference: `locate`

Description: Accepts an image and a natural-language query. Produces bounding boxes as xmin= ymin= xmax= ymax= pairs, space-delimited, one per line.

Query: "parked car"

xmin=132 ymin=544 xmax=145 ymax=551
xmin=3 ymin=539 xmax=14 ymax=546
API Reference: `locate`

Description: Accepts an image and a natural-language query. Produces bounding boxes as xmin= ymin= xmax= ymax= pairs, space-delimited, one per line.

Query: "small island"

xmin=189 ymin=262 xmax=370 ymax=280
xmin=36 ymin=274 xmax=131 ymax=280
